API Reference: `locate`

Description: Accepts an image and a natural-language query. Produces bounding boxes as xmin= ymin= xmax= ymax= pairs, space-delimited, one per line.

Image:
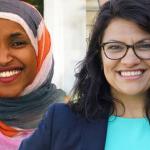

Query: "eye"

xmin=105 ymin=43 xmax=125 ymax=51
xmin=108 ymin=45 xmax=121 ymax=49
xmin=10 ymin=40 xmax=28 ymax=48
xmin=136 ymin=43 xmax=150 ymax=50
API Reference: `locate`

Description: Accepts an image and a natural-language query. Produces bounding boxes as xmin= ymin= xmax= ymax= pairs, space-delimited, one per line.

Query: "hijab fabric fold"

xmin=0 ymin=0 xmax=66 ymax=130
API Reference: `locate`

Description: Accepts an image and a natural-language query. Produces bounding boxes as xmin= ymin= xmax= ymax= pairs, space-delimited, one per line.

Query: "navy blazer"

xmin=19 ymin=103 xmax=108 ymax=150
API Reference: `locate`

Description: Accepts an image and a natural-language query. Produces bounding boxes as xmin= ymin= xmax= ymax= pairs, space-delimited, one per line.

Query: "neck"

xmin=112 ymin=91 xmax=146 ymax=118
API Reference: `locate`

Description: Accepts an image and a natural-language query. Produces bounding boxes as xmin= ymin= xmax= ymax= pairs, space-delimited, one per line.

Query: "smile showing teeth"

xmin=120 ymin=71 xmax=143 ymax=77
xmin=0 ymin=70 xmax=21 ymax=78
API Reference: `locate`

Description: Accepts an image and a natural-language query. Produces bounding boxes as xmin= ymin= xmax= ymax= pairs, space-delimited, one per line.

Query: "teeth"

xmin=0 ymin=70 xmax=21 ymax=78
xmin=120 ymin=71 xmax=143 ymax=77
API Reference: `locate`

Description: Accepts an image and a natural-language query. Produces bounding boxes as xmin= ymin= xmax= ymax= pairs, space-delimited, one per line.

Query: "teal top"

xmin=105 ymin=116 xmax=150 ymax=150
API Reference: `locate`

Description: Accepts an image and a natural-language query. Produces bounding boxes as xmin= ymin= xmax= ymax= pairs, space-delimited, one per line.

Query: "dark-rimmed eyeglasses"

xmin=101 ymin=41 xmax=150 ymax=60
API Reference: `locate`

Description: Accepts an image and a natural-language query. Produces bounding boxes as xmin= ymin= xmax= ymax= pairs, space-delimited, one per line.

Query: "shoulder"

xmin=46 ymin=103 xmax=108 ymax=131
xmin=47 ymin=102 xmax=72 ymax=114
xmin=46 ymin=103 xmax=82 ymax=127
xmin=19 ymin=103 xmax=108 ymax=150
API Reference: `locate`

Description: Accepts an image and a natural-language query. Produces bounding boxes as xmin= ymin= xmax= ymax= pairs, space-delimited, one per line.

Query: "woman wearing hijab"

xmin=19 ymin=0 xmax=150 ymax=149
xmin=0 ymin=0 xmax=66 ymax=149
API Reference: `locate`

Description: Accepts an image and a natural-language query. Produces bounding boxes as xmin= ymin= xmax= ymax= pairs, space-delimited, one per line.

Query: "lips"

xmin=118 ymin=69 xmax=145 ymax=79
xmin=0 ymin=67 xmax=23 ymax=83
xmin=0 ymin=70 xmax=21 ymax=77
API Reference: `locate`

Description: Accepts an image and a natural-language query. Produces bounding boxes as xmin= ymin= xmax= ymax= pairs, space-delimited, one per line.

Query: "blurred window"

xmin=86 ymin=0 xmax=99 ymax=43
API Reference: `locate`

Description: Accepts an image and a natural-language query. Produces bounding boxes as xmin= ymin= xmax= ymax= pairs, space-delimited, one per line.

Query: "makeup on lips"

xmin=118 ymin=69 xmax=145 ymax=80
xmin=0 ymin=67 xmax=23 ymax=83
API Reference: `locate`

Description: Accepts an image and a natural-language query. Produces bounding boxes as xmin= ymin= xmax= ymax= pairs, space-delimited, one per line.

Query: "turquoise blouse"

xmin=105 ymin=116 xmax=150 ymax=150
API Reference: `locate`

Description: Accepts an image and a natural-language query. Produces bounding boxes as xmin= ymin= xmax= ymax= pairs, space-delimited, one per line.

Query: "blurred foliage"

xmin=24 ymin=0 xmax=44 ymax=16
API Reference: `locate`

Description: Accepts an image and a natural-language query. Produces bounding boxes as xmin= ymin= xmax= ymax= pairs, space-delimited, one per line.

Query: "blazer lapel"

xmin=82 ymin=118 xmax=108 ymax=150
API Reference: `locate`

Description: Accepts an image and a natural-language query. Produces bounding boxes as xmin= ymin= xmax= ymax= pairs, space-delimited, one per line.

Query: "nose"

xmin=121 ymin=47 xmax=141 ymax=67
xmin=0 ymin=48 xmax=13 ymax=66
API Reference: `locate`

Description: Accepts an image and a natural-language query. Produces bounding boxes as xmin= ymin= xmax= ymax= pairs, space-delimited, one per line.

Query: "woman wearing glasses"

xmin=19 ymin=0 xmax=150 ymax=149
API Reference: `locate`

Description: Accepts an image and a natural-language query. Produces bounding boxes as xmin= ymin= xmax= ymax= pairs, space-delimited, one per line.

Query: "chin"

xmin=0 ymin=90 xmax=22 ymax=98
xmin=121 ymin=90 xmax=144 ymax=96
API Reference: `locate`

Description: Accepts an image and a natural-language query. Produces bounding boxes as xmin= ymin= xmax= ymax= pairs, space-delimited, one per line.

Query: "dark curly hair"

xmin=69 ymin=0 xmax=150 ymax=120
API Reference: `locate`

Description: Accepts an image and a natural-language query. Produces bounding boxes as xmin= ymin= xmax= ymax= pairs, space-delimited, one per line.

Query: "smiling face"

xmin=0 ymin=19 xmax=37 ymax=97
xmin=101 ymin=18 xmax=150 ymax=99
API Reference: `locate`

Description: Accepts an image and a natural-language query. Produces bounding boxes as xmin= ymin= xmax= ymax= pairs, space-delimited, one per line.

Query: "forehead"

xmin=0 ymin=18 xmax=27 ymax=36
xmin=0 ymin=0 xmax=41 ymax=37
xmin=102 ymin=18 xmax=150 ymax=43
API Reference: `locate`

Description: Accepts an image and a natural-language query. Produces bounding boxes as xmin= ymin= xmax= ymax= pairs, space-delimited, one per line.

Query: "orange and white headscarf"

xmin=0 ymin=0 xmax=53 ymax=95
xmin=0 ymin=0 xmax=66 ymax=131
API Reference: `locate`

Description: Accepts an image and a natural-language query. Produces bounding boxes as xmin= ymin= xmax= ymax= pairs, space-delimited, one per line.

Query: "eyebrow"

xmin=105 ymin=38 xmax=150 ymax=44
xmin=10 ymin=32 xmax=24 ymax=38
xmin=136 ymin=38 xmax=150 ymax=43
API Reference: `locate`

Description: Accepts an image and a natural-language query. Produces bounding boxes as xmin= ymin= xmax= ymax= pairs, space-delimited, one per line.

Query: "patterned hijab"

xmin=0 ymin=0 xmax=66 ymax=129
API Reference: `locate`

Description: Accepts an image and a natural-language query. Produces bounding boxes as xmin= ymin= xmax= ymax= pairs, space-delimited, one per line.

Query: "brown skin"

xmin=0 ymin=19 xmax=37 ymax=97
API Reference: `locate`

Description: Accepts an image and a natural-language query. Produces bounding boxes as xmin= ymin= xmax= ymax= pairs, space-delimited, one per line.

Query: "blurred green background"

xmin=24 ymin=0 xmax=44 ymax=16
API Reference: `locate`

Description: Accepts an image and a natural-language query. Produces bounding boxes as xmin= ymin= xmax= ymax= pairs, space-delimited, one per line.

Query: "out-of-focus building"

xmin=86 ymin=0 xmax=99 ymax=42
xmin=44 ymin=0 xmax=99 ymax=94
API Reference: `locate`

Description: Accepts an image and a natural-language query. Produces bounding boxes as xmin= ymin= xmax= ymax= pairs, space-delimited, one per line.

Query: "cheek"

xmin=28 ymin=57 xmax=37 ymax=73
xmin=103 ymin=63 xmax=111 ymax=81
xmin=101 ymin=52 xmax=118 ymax=87
xmin=18 ymin=47 xmax=37 ymax=80
xmin=101 ymin=53 xmax=110 ymax=78
xmin=23 ymin=54 xmax=37 ymax=86
xmin=27 ymin=50 xmax=37 ymax=76
xmin=102 ymin=57 xmax=117 ymax=84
